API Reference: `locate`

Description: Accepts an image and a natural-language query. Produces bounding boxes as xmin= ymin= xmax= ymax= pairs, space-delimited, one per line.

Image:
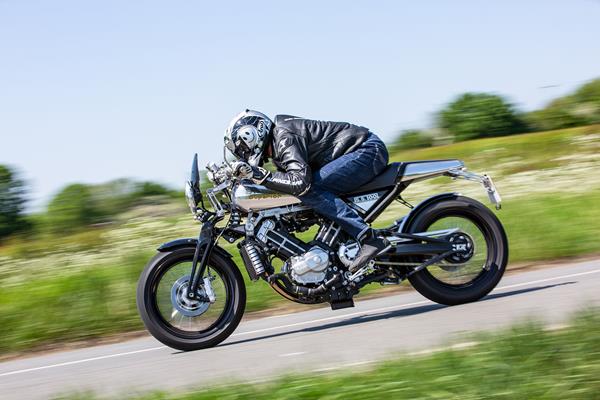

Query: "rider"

xmin=225 ymin=110 xmax=390 ymax=273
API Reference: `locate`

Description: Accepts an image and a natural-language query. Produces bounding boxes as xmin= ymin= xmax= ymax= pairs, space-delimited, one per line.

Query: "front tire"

xmin=137 ymin=247 xmax=246 ymax=351
xmin=406 ymin=195 xmax=508 ymax=305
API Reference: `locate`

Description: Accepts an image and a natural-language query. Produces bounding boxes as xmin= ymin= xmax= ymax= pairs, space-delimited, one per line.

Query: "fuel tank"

xmin=233 ymin=183 xmax=302 ymax=212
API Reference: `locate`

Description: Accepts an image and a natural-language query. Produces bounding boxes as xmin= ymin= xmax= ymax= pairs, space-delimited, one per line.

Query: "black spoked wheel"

xmin=406 ymin=195 xmax=508 ymax=305
xmin=137 ymin=247 xmax=245 ymax=351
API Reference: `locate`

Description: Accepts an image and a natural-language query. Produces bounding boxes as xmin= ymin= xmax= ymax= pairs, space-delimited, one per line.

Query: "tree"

xmin=0 ymin=165 xmax=28 ymax=240
xmin=395 ymin=129 xmax=434 ymax=149
xmin=46 ymin=184 xmax=102 ymax=233
xmin=439 ymin=93 xmax=527 ymax=141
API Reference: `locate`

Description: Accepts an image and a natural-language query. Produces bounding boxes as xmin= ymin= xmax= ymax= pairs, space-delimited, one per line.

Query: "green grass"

xmin=388 ymin=124 xmax=600 ymax=176
xmin=59 ymin=309 xmax=600 ymax=400
xmin=2 ymin=125 xmax=600 ymax=354
xmin=500 ymin=191 xmax=600 ymax=261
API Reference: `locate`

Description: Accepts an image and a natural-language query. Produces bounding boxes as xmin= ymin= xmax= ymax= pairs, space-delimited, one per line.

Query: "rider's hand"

xmin=232 ymin=161 xmax=253 ymax=180
xmin=231 ymin=161 xmax=271 ymax=184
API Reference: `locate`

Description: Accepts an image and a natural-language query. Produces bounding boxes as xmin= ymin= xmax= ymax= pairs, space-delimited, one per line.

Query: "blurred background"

xmin=1 ymin=0 xmax=600 ymax=398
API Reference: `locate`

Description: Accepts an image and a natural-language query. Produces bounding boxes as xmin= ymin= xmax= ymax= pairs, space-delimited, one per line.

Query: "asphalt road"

xmin=2 ymin=259 xmax=600 ymax=399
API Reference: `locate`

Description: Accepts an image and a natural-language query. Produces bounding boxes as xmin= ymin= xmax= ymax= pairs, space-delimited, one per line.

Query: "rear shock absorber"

xmin=239 ymin=240 xmax=266 ymax=281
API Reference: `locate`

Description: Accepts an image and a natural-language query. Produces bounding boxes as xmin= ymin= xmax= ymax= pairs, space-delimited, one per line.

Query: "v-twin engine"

xmin=251 ymin=218 xmax=332 ymax=285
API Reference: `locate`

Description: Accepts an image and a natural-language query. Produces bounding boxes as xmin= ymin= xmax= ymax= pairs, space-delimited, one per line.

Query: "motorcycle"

xmin=137 ymin=152 xmax=507 ymax=351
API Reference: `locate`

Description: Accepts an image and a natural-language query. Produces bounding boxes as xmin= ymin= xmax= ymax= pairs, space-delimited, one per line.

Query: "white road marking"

xmin=1 ymin=266 xmax=599 ymax=378
xmin=280 ymin=352 xmax=306 ymax=357
xmin=494 ymin=268 xmax=600 ymax=291
xmin=408 ymin=341 xmax=479 ymax=356
xmin=312 ymin=366 xmax=339 ymax=372
xmin=0 ymin=346 xmax=166 ymax=378
xmin=313 ymin=360 xmax=375 ymax=373
xmin=259 ymin=312 xmax=296 ymax=320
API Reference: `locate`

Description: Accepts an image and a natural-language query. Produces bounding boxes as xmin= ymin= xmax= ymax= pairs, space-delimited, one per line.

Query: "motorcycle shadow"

xmin=177 ymin=281 xmax=575 ymax=352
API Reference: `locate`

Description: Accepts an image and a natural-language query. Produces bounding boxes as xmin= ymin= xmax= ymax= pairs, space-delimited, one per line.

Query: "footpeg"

xmin=330 ymin=299 xmax=355 ymax=310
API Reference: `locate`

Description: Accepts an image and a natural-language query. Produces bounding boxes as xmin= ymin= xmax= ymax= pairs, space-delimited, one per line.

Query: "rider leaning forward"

xmin=225 ymin=110 xmax=390 ymax=273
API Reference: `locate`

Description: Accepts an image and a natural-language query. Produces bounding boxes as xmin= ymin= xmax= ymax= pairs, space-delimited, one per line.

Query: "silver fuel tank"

xmin=232 ymin=183 xmax=302 ymax=212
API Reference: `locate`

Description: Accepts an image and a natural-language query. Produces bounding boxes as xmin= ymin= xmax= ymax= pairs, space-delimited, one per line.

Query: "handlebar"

xmin=206 ymin=162 xmax=233 ymax=186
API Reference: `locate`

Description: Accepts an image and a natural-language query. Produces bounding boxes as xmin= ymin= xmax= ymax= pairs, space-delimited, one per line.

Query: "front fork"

xmin=187 ymin=218 xmax=218 ymax=301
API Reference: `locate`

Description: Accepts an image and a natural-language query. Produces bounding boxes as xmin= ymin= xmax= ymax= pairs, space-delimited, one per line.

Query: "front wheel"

xmin=137 ymin=247 xmax=246 ymax=351
xmin=406 ymin=195 xmax=508 ymax=305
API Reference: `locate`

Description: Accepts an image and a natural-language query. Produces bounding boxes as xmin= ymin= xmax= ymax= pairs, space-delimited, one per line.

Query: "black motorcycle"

xmin=137 ymin=154 xmax=507 ymax=351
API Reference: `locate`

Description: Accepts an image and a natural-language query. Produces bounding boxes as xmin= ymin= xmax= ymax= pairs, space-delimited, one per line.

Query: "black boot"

xmin=348 ymin=229 xmax=389 ymax=273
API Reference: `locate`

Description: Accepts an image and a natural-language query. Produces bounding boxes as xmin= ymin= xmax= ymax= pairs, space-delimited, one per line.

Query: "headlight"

xmin=184 ymin=181 xmax=197 ymax=214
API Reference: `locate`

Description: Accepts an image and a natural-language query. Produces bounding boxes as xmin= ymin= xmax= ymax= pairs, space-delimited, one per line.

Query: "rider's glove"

xmin=232 ymin=161 xmax=253 ymax=180
xmin=232 ymin=162 xmax=271 ymax=184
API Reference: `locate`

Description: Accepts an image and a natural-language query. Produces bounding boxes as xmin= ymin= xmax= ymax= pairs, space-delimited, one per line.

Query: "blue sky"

xmin=1 ymin=0 xmax=599 ymax=210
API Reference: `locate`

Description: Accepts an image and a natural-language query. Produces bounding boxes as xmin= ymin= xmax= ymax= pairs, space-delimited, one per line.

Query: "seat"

xmin=345 ymin=159 xmax=465 ymax=195
xmin=347 ymin=162 xmax=404 ymax=194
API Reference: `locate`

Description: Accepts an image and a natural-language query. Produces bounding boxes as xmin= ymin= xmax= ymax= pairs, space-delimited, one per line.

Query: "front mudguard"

xmin=157 ymin=238 xmax=234 ymax=260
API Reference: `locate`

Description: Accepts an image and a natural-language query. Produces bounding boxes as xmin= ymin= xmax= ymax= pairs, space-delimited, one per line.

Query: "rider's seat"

xmin=347 ymin=159 xmax=464 ymax=195
xmin=348 ymin=162 xmax=404 ymax=194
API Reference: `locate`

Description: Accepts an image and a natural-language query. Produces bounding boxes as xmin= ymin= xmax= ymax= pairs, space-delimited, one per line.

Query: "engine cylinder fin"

xmin=316 ymin=222 xmax=341 ymax=247
xmin=256 ymin=218 xmax=308 ymax=259
xmin=266 ymin=230 xmax=307 ymax=256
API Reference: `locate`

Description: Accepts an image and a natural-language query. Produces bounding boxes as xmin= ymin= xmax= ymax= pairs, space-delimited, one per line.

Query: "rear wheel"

xmin=137 ymin=247 xmax=246 ymax=351
xmin=406 ymin=195 xmax=508 ymax=305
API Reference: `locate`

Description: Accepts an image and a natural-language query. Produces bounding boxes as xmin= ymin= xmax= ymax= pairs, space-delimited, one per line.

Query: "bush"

xmin=526 ymin=98 xmax=587 ymax=131
xmin=45 ymin=184 xmax=103 ymax=233
xmin=136 ymin=181 xmax=171 ymax=197
xmin=439 ymin=92 xmax=528 ymax=141
xmin=572 ymin=78 xmax=600 ymax=123
xmin=44 ymin=180 xmax=176 ymax=234
xmin=395 ymin=129 xmax=434 ymax=149
xmin=527 ymin=79 xmax=600 ymax=131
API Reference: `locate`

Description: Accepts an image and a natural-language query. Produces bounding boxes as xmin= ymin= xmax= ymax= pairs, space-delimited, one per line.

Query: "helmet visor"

xmin=224 ymin=136 xmax=253 ymax=161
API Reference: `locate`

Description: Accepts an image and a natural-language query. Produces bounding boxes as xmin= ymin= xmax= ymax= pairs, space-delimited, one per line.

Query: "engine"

xmin=286 ymin=247 xmax=330 ymax=285
xmin=248 ymin=218 xmax=332 ymax=285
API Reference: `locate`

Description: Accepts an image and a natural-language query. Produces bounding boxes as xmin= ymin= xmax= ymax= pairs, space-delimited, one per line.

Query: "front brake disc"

xmin=170 ymin=275 xmax=210 ymax=317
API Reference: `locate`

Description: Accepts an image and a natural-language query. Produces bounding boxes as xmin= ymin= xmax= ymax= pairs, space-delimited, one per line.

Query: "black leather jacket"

xmin=262 ymin=115 xmax=370 ymax=196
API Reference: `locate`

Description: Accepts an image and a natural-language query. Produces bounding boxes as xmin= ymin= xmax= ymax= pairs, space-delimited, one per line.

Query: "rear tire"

xmin=137 ymin=247 xmax=246 ymax=351
xmin=406 ymin=195 xmax=508 ymax=305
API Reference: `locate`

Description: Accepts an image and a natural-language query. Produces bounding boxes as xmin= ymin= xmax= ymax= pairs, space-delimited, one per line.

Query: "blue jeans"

xmin=299 ymin=133 xmax=389 ymax=239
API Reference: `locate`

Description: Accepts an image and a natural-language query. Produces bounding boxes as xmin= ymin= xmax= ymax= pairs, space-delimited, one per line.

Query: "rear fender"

xmin=397 ymin=193 xmax=459 ymax=233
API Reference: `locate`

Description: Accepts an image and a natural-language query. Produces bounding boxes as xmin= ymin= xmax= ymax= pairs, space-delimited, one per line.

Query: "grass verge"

xmin=60 ymin=309 xmax=600 ymax=399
